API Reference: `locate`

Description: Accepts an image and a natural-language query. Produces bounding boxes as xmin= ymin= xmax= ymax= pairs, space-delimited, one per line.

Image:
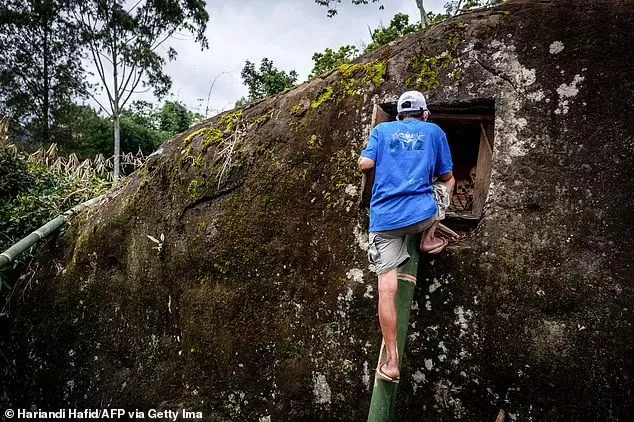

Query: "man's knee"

xmin=377 ymin=270 xmax=398 ymax=296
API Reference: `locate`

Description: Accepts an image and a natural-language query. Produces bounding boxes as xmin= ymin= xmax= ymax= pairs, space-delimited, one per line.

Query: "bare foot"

xmin=420 ymin=236 xmax=446 ymax=252
xmin=378 ymin=360 xmax=400 ymax=382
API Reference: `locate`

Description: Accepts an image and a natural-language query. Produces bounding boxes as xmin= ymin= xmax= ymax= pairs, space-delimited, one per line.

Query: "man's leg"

xmin=377 ymin=268 xmax=400 ymax=379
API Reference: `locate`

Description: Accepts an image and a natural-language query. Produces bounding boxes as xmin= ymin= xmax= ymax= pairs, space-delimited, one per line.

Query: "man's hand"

xmin=358 ymin=157 xmax=375 ymax=173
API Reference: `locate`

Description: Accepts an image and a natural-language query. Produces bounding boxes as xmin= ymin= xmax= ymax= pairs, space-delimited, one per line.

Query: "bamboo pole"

xmin=368 ymin=233 xmax=420 ymax=421
xmin=0 ymin=195 xmax=104 ymax=268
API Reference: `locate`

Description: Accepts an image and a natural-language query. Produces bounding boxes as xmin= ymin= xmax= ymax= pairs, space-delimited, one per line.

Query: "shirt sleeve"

xmin=434 ymin=128 xmax=453 ymax=177
xmin=360 ymin=126 xmax=379 ymax=161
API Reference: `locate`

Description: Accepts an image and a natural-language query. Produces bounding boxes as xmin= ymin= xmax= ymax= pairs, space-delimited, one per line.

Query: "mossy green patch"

xmin=311 ymin=87 xmax=334 ymax=109
xmin=338 ymin=60 xmax=388 ymax=95
xmin=308 ymin=135 xmax=321 ymax=150
xmin=310 ymin=60 xmax=388 ymax=110
xmin=219 ymin=110 xmax=244 ymax=134
xmin=290 ymin=104 xmax=305 ymax=116
xmin=183 ymin=128 xmax=207 ymax=146
xmin=252 ymin=113 xmax=271 ymax=127
xmin=182 ymin=110 xmax=246 ymax=155
xmin=187 ymin=179 xmax=201 ymax=199
xmin=406 ymin=32 xmax=462 ymax=94
xmin=201 ymin=128 xmax=224 ymax=152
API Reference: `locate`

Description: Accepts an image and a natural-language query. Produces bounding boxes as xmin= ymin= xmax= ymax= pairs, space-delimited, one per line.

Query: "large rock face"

xmin=1 ymin=0 xmax=632 ymax=420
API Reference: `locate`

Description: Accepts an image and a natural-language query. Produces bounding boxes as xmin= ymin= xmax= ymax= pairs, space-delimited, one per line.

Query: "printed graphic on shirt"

xmin=389 ymin=131 xmax=425 ymax=152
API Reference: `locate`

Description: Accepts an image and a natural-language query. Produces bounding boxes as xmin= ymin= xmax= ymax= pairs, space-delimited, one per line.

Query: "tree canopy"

xmin=310 ymin=45 xmax=360 ymax=79
xmin=0 ymin=0 xmax=86 ymax=144
xmin=240 ymin=59 xmax=299 ymax=102
xmin=314 ymin=0 xmax=384 ymax=18
xmin=365 ymin=13 xmax=421 ymax=53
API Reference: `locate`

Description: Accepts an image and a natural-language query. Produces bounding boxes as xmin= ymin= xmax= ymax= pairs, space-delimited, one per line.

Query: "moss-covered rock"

xmin=1 ymin=1 xmax=633 ymax=420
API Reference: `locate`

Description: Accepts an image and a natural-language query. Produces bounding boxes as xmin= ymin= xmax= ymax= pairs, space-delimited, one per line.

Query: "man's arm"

xmin=359 ymin=127 xmax=379 ymax=173
xmin=438 ymin=171 xmax=453 ymax=182
xmin=358 ymin=156 xmax=375 ymax=173
xmin=438 ymin=171 xmax=455 ymax=201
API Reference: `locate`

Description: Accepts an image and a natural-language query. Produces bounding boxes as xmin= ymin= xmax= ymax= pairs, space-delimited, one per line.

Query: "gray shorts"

xmin=368 ymin=182 xmax=450 ymax=275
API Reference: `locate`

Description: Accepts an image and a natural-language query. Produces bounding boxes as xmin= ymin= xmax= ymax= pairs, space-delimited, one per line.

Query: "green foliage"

xmin=427 ymin=0 xmax=508 ymax=25
xmin=0 ymin=147 xmax=110 ymax=254
xmin=55 ymin=104 xmax=170 ymax=158
xmin=314 ymin=0 xmax=383 ymax=18
xmin=76 ymin=0 xmax=209 ymax=179
xmin=54 ymin=104 xmax=113 ymax=157
xmin=365 ymin=13 xmax=422 ymax=53
xmin=309 ymin=45 xmax=359 ymax=79
xmin=159 ymin=101 xmax=191 ymax=134
xmin=188 ymin=110 xmax=206 ymax=127
xmin=0 ymin=0 xmax=87 ymax=144
xmin=0 ymin=146 xmax=111 ymax=290
xmin=241 ymin=58 xmax=298 ymax=102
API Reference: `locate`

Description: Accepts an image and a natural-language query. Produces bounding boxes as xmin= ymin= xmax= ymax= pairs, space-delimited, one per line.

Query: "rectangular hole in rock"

xmin=363 ymin=100 xmax=495 ymax=230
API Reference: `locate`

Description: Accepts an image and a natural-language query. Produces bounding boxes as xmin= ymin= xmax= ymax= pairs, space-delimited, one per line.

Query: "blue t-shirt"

xmin=360 ymin=119 xmax=453 ymax=232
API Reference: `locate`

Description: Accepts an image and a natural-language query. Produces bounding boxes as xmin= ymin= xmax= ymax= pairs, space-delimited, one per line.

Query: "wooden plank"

xmin=471 ymin=122 xmax=493 ymax=217
xmin=362 ymin=105 xmax=391 ymax=208
xmin=480 ymin=122 xmax=493 ymax=154
xmin=361 ymin=169 xmax=375 ymax=208
xmin=372 ymin=103 xmax=393 ymax=125
xmin=430 ymin=113 xmax=494 ymax=122
xmin=445 ymin=211 xmax=481 ymax=221
xmin=495 ymin=409 xmax=506 ymax=422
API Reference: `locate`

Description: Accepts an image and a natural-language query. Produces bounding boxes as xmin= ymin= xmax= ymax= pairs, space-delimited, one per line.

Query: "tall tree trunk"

xmin=42 ymin=23 xmax=50 ymax=143
xmin=415 ymin=0 xmax=430 ymax=26
xmin=114 ymin=111 xmax=120 ymax=181
xmin=112 ymin=38 xmax=120 ymax=182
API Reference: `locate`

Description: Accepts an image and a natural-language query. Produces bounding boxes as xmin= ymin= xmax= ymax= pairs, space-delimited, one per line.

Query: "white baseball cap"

xmin=397 ymin=91 xmax=428 ymax=113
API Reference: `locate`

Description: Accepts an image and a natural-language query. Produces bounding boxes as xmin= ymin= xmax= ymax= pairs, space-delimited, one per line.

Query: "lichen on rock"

xmin=1 ymin=1 xmax=633 ymax=421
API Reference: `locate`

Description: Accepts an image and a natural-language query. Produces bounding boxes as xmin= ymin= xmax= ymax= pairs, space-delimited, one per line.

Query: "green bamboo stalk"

xmin=368 ymin=233 xmax=420 ymax=422
xmin=0 ymin=195 xmax=104 ymax=268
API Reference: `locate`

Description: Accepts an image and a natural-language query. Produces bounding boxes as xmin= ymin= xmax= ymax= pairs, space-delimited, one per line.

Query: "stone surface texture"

xmin=1 ymin=0 xmax=632 ymax=420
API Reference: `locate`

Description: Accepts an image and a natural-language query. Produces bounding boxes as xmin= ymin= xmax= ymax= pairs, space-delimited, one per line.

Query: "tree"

xmin=188 ymin=110 xmax=205 ymax=127
xmin=159 ymin=101 xmax=190 ymax=134
xmin=240 ymin=59 xmax=298 ymax=102
xmin=0 ymin=0 xmax=86 ymax=144
xmin=74 ymin=0 xmax=209 ymax=181
xmin=415 ymin=0 xmax=429 ymax=26
xmin=315 ymin=1 xmax=507 ymax=26
xmin=314 ymin=0 xmax=383 ymax=18
xmin=55 ymin=103 xmax=170 ymax=159
xmin=365 ymin=13 xmax=421 ymax=53
xmin=309 ymin=45 xmax=359 ymax=79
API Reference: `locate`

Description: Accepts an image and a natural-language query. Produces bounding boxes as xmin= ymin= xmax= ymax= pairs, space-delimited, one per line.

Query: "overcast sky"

xmin=90 ymin=0 xmax=448 ymax=117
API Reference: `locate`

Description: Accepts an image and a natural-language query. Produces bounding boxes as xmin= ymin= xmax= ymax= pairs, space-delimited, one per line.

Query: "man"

xmin=358 ymin=91 xmax=455 ymax=383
